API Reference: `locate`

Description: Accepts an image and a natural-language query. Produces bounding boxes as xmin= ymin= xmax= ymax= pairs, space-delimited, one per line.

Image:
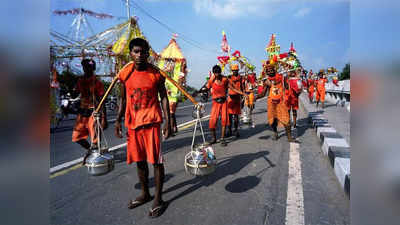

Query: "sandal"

xmin=127 ymin=196 xmax=153 ymax=209
xmin=148 ymin=201 xmax=168 ymax=218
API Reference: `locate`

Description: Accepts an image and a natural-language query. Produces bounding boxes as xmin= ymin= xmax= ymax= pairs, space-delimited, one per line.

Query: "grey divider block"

xmin=344 ymin=174 xmax=351 ymax=196
xmin=327 ymin=146 xmax=351 ymax=167
xmin=314 ymin=121 xmax=331 ymax=130
xmin=317 ymin=127 xmax=337 ymax=138
xmin=334 ymin=158 xmax=350 ymax=193
xmin=322 ymin=138 xmax=349 ymax=155
xmin=319 ymin=132 xmax=343 ymax=143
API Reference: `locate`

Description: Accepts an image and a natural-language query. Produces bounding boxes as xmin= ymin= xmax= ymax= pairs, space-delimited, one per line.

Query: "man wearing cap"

xmin=227 ymin=64 xmax=244 ymax=137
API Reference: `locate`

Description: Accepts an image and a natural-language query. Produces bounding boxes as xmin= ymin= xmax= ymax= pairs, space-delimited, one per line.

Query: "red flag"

xmin=221 ymin=30 xmax=230 ymax=53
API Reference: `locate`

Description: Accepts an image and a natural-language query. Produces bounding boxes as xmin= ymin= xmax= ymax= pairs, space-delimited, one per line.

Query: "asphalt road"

xmin=50 ymin=96 xmax=350 ymax=225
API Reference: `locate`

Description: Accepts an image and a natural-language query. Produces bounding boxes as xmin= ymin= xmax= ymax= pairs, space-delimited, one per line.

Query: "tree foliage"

xmin=339 ymin=63 xmax=350 ymax=80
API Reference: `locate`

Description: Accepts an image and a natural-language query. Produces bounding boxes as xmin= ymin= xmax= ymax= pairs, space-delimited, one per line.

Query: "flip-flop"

xmin=148 ymin=201 xmax=168 ymax=218
xmin=127 ymin=196 xmax=153 ymax=209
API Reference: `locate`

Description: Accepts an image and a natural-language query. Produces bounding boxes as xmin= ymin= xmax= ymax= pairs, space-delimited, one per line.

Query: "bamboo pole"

xmin=94 ymin=75 xmax=119 ymax=114
xmin=94 ymin=64 xmax=198 ymax=114
xmin=155 ymin=66 xmax=198 ymax=105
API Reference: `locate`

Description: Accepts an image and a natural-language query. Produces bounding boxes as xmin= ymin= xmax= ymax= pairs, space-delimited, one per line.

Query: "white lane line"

xmin=177 ymin=102 xmax=212 ymax=110
xmin=285 ymin=142 xmax=305 ymax=225
xmin=177 ymin=115 xmax=211 ymax=128
xmin=50 ymin=157 xmax=84 ymax=174
xmin=50 ymin=115 xmax=211 ymax=174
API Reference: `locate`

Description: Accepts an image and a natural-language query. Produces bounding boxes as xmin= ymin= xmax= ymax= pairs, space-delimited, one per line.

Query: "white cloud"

xmin=193 ymin=0 xmax=348 ymax=20
xmin=294 ymin=7 xmax=311 ymax=18
xmin=193 ymin=0 xmax=287 ymax=20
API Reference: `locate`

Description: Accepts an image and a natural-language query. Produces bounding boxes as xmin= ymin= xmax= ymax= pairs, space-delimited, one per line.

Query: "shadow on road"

xmin=163 ymin=150 xmax=273 ymax=205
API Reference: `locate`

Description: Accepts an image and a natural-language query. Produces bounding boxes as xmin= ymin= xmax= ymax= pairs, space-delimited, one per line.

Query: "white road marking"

xmin=177 ymin=102 xmax=212 ymax=110
xmin=285 ymin=142 xmax=305 ymax=225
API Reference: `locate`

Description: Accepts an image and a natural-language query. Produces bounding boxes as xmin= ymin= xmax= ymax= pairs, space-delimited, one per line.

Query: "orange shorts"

xmin=209 ymin=100 xmax=230 ymax=129
xmin=286 ymin=96 xmax=299 ymax=110
xmin=72 ymin=114 xmax=96 ymax=143
xmin=227 ymin=95 xmax=241 ymax=115
xmin=126 ymin=123 xmax=163 ymax=165
xmin=316 ymin=90 xmax=325 ymax=102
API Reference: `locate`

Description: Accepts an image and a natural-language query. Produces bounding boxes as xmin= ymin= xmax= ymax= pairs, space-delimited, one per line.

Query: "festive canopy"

xmin=50 ymin=17 xmax=160 ymax=78
xmin=158 ymin=35 xmax=187 ymax=103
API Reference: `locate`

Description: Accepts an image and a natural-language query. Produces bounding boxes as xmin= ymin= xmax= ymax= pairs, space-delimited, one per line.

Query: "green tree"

xmin=339 ymin=63 xmax=350 ymax=80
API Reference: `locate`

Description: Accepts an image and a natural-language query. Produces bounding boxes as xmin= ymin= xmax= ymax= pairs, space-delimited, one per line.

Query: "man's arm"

xmin=158 ymin=78 xmax=171 ymax=140
xmin=256 ymin=80 xmax=270 ymax=99
xmin=115 ymin=83 xmax=126 ymax=138
xmin=227 ymin=79 xmax=247 ymax=97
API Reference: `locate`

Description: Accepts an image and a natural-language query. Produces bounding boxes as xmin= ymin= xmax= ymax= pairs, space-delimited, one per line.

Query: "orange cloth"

xmin=126 ymin=123 xmax=163 ymax=165
xmin=244 ymin=80 xmax=255 ymax=107
xmin=76 ymin=76 xmax=104 ymax=109
xmin=267 ymin=74 xmax=289 ymax=127
xmin=286 ymin=77 xmax=300 ymax=110
xmin=316 ymin=78 xmax=327 ymax=102
xmin=227 ymin=75 xmax=242 ymax=115
xmin=228 ymin=75 xmax=242 ymax=95
xmin=72 ymin=75 xmax=104 ymax=143
xmin=207 ymin=76 xmax=230 ymax=129
xmin=207 ymin=76 xmax=228 ymax=99
xmin=307 ymin=79 xmax=314 ymax=100
xmin=72 ymin=114 xmax=96 ymax=143
xmin=117 ymin=63 xmax=164 ymax=130
xmin=245 ymin=92 xmax=255 ymax=107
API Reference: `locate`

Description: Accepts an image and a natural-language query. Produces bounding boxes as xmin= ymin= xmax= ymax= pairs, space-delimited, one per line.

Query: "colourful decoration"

xmin=221 ymin=30 xmax=230 ymax=53
xmin=53 ymin=8 xmax=114 ymax=19
xmin=266 ymin=34 xmax=280 ymax=59
xmin=158 ymin=36 xmax=187 ymax=103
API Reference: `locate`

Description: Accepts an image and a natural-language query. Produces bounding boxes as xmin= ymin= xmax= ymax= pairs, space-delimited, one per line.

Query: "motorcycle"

xmin=199 ymin=87 xmax=209 ymax=103
xmin=53 ymin=93 xmax=81 ymax=129
xmin=105 ymin=96 xmax=118 ymax=112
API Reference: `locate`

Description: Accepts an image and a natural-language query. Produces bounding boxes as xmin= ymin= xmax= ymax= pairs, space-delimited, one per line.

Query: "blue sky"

xmin=51 ymin=0 xmax=350 ymax=88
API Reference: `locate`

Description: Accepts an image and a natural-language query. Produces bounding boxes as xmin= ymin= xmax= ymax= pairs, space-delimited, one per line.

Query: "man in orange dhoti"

xmin=307 ymin=70 xmax=315 ymax=103
xmin=227 ymin=64 xmax=243 ymax=137
xmin=316 ymin=71 xmax=327 ymax=109
xmin=257 ymin=65 xmax=296 ymax=142
xmin=205 ymin=65 xmax=247 ymax=146
xmin=285 ymin=70 xmax=301 ymax=128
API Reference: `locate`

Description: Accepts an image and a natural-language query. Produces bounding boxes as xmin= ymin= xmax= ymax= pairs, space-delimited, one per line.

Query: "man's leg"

xmin=152 ymin=163 xmax=165 ymax=209
xmin=76 ymin=139 xmax=90 ymax=149
xmin=293 ymin=109 xmax=297 ymax=128
xmin=271 ymin=119 xmax=278 ymax=140
xmin=221 ymin=126 xmax=227 ymax=146
xmin=209 ymin=128 xmax=217 ymax=144
xmin=233 ymin=114 xmax=240 ymax=137
xmin=136 ymin=161 xmax=151 ymax=201
xmin=227 ymin=114 xmax=233 ymax=137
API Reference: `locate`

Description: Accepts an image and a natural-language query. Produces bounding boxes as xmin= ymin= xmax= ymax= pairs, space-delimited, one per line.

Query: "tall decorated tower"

xmin=265 ymin=34 xmax=280 ymax=59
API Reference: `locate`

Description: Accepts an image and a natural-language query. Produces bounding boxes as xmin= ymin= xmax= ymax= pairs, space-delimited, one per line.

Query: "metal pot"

xmin=241 ymin=110 xmax=251 ymax=124
xmin=184 ymin=144 xmax=216 ymax=176
xmin=85 ymin=150 xmax=115 ymax=176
